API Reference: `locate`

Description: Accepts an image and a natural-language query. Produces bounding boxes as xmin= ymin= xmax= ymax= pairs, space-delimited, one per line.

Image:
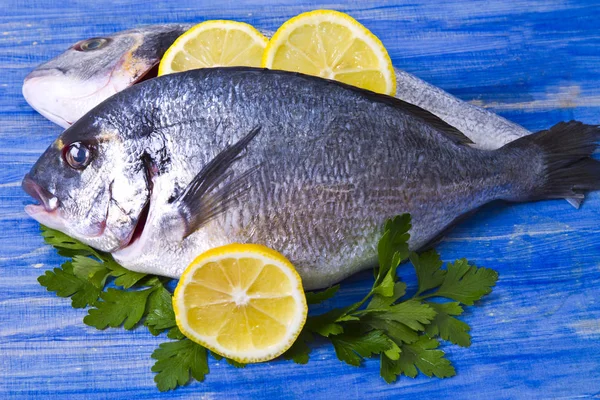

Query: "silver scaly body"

xmin=101 ymin=69 xmax=528 ymax=289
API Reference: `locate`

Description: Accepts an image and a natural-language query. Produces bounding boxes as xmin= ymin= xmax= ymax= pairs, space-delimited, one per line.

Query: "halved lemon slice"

xmin=158 ymin=20 xmax=268 ymax=76
xmin=262 ymin=10 xmax=396 ymax=95
xmin=173 ymin=244 xmax=308 ymax=363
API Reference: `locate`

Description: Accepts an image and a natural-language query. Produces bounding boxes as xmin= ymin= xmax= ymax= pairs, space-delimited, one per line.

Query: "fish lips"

xmin=22 ymin=174 xmax=65 ymax=231
xmin=22 ymin=174 xmax=110 ymax=241
xmin=22 ymin=174 xmax=59 ymax=212
xmin=22 ymin=70 xmax=74 ymax=127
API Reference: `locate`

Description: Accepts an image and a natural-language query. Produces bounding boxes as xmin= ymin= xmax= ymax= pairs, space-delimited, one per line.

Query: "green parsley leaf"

xmin=283 ymin=331 xmax=313 ymax=364
xmin=425 ymin=302 xmax=471 ymax=347
xmin=433 ymin=259 xmax=498 ymax=305
xmin=375 ymin=299 xmax=437 ymax=331
xmin=167 ymin=326 xmax=186 ymax=340
xmin=290 ymin=215 xmax=496 ymax=384
xmin=151 ymin=339 xmax=209 ymax=392
xmin=380 ymin=353 xmax=403 ymax=383
xmin=305 ymin=308 xmax=347 ymax=337
xmin=365 ymin=317 xmax=419 ymax=345
xmin=104 ymin=257 xmax=148 ymax=289
xmin=368 ymin=282 xmax=406 ymax=309
xmin=83 ymin=287 xmax=155 ymax=330
xmin=70 ymin=255 xmax=110 ymax=289
xmin=305 ymin=285 xmax=340 ymax=305
xmin=337 ymin=315 xmax=360 ymax=322
xmin=38 ymin=262 xmax=102 ymax=308
xmin=145 ymin=284 xmax=177 ymax=335
xmin=331 ymin=330 xmax=395 ymax=366
xmin=383 ymin=339 xmax=401 ymax=360
xmin=397 ymin=336 xmax=455 ymax=378
xmin=376 ymin=215 xmax=411 ymax=281
xmin=373 ymin=252 xmax=403 ymax=297
xmin=40 ymin=225 xmax=99 ymax=258
xmin=410 ymin=250 xmax=446 ymax=296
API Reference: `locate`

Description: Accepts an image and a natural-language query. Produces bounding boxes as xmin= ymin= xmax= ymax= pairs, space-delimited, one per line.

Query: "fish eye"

xmin=74 ymin=38 xmax=109 ymax=52
xmin=63 ymin=142 xmax=92 ymax=169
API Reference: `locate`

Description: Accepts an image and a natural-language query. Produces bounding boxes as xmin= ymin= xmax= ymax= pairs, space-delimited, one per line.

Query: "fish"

xmin=21 ymin=67 xmax=600 ymax=290
xmin=24 ymin=24 xmax=581 ymax=209
xmin=22 ymin=24 xmax=190 ymax=127
xmin=22 ymin=24 xmax=530 ymax=150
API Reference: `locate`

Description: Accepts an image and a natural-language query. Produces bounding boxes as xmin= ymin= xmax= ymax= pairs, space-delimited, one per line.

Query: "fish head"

xmin=22 ymin=24 xmax=189 ymax=128
xmin=22 ymin=113 xmax=152 ymax=252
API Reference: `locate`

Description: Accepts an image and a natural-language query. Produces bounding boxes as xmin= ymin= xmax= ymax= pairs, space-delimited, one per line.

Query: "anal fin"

xmin=566 ymin=197 xmax=583 ymax=209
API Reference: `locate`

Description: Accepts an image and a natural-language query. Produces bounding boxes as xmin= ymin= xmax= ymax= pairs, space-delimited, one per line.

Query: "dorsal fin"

xmin=357 ymin=88 xmax=474 ymax=145
xmin=212 ymin=67 xmax=474 ymax=146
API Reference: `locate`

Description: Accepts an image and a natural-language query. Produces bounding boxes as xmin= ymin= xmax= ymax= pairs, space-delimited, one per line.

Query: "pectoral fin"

xmin=174 ymin=126 xmax=262 ymax=238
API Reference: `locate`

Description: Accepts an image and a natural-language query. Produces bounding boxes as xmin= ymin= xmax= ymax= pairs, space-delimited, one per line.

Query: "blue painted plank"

xmin=1 ymin=0 xmax=600 ymax=398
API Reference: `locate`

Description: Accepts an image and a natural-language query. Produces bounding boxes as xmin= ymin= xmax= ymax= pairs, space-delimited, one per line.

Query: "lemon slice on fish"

xmin=158 ymin=20 xmax=268 ymax=76
xmin=262 ymin=10 xmax=396 ymax=95
xmin=173 ymin=243 xmax=308 ymax=363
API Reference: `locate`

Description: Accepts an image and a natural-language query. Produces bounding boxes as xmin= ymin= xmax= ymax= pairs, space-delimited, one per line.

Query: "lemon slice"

xmin=173 ymin=244 xmax=308 ymax=363
xmin=262 ymin=10 xmax=396 ymax=95
xmin=158 ymin=20 xmax=268 ymax=76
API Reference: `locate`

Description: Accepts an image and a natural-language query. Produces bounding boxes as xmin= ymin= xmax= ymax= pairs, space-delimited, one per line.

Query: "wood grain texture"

xmin=1 ymin=0 xmax=600 ymax=398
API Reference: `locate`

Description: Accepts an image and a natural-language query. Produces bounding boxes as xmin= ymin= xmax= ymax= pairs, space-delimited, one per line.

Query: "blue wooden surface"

xmin=2 ymin=0 xmax=600 ymax=398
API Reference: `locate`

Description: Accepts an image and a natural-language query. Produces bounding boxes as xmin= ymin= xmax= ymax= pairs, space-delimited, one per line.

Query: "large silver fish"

xmin=22 ymin=24 xmax=529 ymax=150
xmin=22 ymin=68 xmax=600 ymax=289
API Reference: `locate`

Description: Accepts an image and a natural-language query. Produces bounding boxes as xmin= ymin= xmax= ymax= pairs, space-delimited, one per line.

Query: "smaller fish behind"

xmin=21 ymin=24 xmax=530 ymax=150
xmin=22 ymin=24 xmax=189 ymax=127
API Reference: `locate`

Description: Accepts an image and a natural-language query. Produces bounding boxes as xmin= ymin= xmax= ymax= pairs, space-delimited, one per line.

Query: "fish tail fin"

xmin=502 ymin=121 xmax=600 ymax=204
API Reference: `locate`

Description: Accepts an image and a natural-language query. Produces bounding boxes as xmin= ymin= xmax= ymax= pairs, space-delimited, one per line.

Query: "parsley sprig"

xmin=37 ymin=214 xmax=497 ymax=391
xmin=281 ymin=215 xmax=497 ymax=382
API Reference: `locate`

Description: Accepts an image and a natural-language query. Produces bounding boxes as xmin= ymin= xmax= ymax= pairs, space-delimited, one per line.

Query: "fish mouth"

xmin=22 ymin=174 xmax=59 ymax=212
xmin=22 ymin=174 xmax=65 ymax=231
xmin=131 ymin=61 xmax=159 ymax=85
xmin=22 ymin=75 xmax=74 ymax=126
xmin=33 ymin=105 xmax=73 ymax=126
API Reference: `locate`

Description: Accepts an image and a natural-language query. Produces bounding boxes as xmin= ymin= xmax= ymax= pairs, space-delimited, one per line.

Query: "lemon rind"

xmin=261 ymin=9 xmax=396 ymax=95
xmin=173 ymin=243 xmax=308 ymax=363
xmin=158 ymin=20 xmax=269 ymax=76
